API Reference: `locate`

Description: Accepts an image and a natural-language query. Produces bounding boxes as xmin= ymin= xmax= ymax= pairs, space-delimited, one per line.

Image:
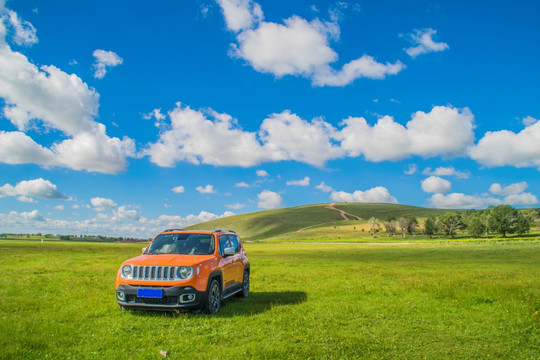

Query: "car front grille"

xmin=132 ymin=265 xmax=177 ymax=281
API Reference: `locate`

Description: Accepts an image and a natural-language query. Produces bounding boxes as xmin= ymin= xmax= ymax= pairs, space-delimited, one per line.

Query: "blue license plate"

xmin=137 ymin=288 xmax=163 ymax=298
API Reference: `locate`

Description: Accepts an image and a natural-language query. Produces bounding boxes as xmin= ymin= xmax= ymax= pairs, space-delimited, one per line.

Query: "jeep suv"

xmin=115 ymin=229 xmax=250 ymax=314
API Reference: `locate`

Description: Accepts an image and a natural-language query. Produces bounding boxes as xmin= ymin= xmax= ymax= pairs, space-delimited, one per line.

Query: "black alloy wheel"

xmin=204 ymin=279 xmax=221 ymax=314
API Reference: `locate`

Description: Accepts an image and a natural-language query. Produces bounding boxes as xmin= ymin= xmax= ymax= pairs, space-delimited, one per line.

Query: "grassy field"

xmin=186 ymin=203 xmax=540 ymax=242
xmin=1 ymin=240 xmax=539 ymax=359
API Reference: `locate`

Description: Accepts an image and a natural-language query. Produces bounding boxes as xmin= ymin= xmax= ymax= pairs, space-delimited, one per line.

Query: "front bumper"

xmin=116 ymin=284 xmax=205 ymax=312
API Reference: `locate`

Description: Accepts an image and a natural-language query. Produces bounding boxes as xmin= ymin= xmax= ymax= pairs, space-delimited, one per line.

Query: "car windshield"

xmin=146 ymin=233 xmax=214 ymax=255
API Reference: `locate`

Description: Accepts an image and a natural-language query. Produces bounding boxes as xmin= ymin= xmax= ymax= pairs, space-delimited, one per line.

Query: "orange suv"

xmin=115 ymin=228 xmax=250 ymax=314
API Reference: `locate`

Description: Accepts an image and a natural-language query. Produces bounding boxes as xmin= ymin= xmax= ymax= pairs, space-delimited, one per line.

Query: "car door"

xmin=218 ymin=235 xmax=237 ymax=289
xmin=228 ymin=235 xmax=244 ymax=284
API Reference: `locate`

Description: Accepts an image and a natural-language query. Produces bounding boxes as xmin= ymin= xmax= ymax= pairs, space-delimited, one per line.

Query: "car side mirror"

xmin=142 ymin=247 xmax=147 ymax=254
xmin=223 ymin=247 xmax=235 ymax=257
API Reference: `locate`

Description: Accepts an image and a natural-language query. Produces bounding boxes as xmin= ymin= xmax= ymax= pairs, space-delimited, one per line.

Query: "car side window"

xmin=218 ymin=235 xmax=229 ymax=256
xmin=229 ymin=235 xmax=240 ymax=254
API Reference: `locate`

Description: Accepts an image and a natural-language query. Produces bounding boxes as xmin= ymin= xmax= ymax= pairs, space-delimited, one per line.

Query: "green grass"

xmin=1 ymin=240 xmax=539 ymax=359
xmin=187 ymin=203 xmax=539 ymax=242
xmin=187 ymin=203 xmax=346 ymax=240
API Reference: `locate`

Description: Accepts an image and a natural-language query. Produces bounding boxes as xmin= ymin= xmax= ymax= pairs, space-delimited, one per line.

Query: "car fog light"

xmin=117 ymin=291 xmax=125 ymax=301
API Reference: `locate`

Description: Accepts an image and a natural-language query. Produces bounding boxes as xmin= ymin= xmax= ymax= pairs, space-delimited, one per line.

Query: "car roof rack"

xmin=162 ymin=228 xmax=185 ymax=232
xmin=214 ymin=228 xmax=236 ymax=233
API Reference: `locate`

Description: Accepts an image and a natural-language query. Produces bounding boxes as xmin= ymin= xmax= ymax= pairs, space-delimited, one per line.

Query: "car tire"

xmin=239 ymin=270 xmax=249 ymax=298
xmin=203 ymin=279 xmax=221 ymax=314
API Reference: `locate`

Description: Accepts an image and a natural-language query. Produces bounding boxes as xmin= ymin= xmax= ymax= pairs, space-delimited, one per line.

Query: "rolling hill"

xmin=186 ymin=202 xmax=450 ymax=241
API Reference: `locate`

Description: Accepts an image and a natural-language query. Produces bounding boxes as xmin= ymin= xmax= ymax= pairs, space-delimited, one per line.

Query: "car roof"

xmin=160 ymin=228 xmax=236 ymax=234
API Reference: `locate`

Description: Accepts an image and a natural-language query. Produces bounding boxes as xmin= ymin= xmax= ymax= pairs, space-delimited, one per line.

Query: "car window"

xmin=218 ymin=235 xmax=230 ymax=256
xmin=146 ymin=233 xmax=214 ymax=255
xmin=229 ymin=235 xmax=240 ymax=254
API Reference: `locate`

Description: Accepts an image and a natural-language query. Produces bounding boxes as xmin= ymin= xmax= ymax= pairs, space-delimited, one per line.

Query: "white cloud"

xmin=54 ymin=205 xmax=65 ymax=211
xmin=257 ymin=190 xmax=283 ymax=209
xmin=315 ymin=181 xmax=333 ymax=193
xmin=220 ymin=1 xmax=404 ymax=86
xmin=469 ymin=120 xmax=540 ymax=169
xmin=144 ymin=105 xmax=342 ymax=168
xmin=422 ymin=166 xmax=470 ymax=179
xmin=142 ymin=210 xmax=235 ymax=232
xmin=52 ymin=124 xmax=135 ymax=174
xmin=312 ymin=55 xmax=405 ymax=87
xmin=217 ymin=0 xmax=263 ymax=32
xmin=428 ymin=193 xmax=491 ymax=209
xmin=0 ymin=210 xmax=45 ymax=228
xmin=502 ymin=193 xmax=538 ymax=206
xmin=144 ymin=105 xmax=266 ymax=167
xmin=4 ymin=9 xmax=38 ymax=46
xmin=256 ymin=170 xmax=269 ymax=177
xmin=0 ymin=209 xmax=235 ymax=238
xmin=523 ymin=116 xmax=537 ymax=126
xmin=145 ymin=104 xmax=477 ymax=168
xmin=258 ymin=111 xmax=344 ymax=166
xmin=404 ymin=164 xmax=417 ymax=175
xmin=92 ymin=49 xmax=123 ymax=79
xmin=196 ymin=184 xmax=217 ymax=194
xmin=235 ymin=181 xmax=250 ymax=188
xmin=0 ymin=178 xmax=69 ymax=200
xmin=0 ymin=131 xmax=56 ymax=166
xmin=90 ymin=197 xmax=117 ymax=212
xmin=17 ymin=196 xmax=36 ymax=203
xmin=286 ymin=176 xmax=310 ymax=186
xmin=330 ymin=186 xmax=398 ymax=203
xmin=428 ymin=190 xmax=538 ymax=209
xmin=421 ymin=176 xmax=452 ymax=194
xmin=403 ymin=28 xmax=449 ymax=58
xmin=226 ymin=203 xmax=246 ymax=210
xmin=172 ymin=185 xmax=185 ymax=194
xmin=337 ymin=106 xmax=475 ymax=161
xmin=0 ymin=10 xmax=135 ymax=174
xmin=115 ymin=206 xmax=139 ymax=221
xmin=489 ymin=182 xmax=528 ymax=196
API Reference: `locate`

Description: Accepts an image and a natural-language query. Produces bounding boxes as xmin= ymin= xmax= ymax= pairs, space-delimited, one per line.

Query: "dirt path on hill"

xmin=324 ymin=203 xmax=362 ymax=221
xmin=295 ymin=203 xmax=362 ymax=232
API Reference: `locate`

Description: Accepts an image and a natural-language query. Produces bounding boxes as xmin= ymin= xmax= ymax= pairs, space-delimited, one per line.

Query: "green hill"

xmin=186 ymin=203 xmax=450 ymax=241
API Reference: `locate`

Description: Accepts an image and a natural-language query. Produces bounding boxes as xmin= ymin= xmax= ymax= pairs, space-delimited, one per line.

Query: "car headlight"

xmin=176 ymin=266 xmax=193 ymax=280
xmin=121 ymin=265 xmax=133 ymax=279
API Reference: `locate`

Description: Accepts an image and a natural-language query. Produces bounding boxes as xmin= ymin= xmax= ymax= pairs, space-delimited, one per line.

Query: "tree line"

xmin=367 ymin=205 xmax=538 ymax=239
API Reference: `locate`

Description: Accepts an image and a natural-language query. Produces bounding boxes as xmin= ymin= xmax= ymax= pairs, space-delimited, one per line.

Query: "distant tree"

xmin=439 ymin=212 xmax=466 ymax=238
xmin=385 ymin=215 xmax=397 ymax=223
xmin=480 ymin=209 xmax=492 ymax=237
xmin=520 ymin=209 xmax=539 ymax=227
xmin=488 ymin=205 xmax=531 ymax=237
xmin=398 ymin=217 xmax=410 ymax=238
xmin=404 ymin=215 xmax=418 ymax=235
xmin=368 ymin=217 xmax=381 ymax=237
xmin=384 ymin=220 xmax=397 ymax=236
xmin=466 ymin=211 xmax=486 ymax=238
xmin=424 ymin=216 xmax=437 ymax=238
xmin=514 ymin=212 xmax=531 ymax=236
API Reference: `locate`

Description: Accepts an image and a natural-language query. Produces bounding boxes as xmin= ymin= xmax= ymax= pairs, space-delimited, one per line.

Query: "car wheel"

xmin=240 ymin=270 xmax=249 ymax=298
xmin=204 ymin=279 xmax=221 ymax=314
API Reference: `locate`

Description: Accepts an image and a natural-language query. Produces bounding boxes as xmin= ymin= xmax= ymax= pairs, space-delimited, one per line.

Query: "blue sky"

xmin=0 ymin=0 xmax=539 ymax=237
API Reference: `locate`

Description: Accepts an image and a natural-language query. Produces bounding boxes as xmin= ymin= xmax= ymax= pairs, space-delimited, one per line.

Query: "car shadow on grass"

xmin=125 ymin=291 xmax=307 ymax=318
xmin=218 ymin=291 xmax=308 ymax=317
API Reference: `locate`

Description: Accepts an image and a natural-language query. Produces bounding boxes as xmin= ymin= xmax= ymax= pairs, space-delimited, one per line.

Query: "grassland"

xmin=187 ymin=203 xmax=539 ymax=243
xmin=1 ymin=240 xmax=539 ymax=359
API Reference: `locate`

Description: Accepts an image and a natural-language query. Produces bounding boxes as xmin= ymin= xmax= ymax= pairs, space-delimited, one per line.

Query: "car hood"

xmin=124 ymin=254 xmax=212 ymax=267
